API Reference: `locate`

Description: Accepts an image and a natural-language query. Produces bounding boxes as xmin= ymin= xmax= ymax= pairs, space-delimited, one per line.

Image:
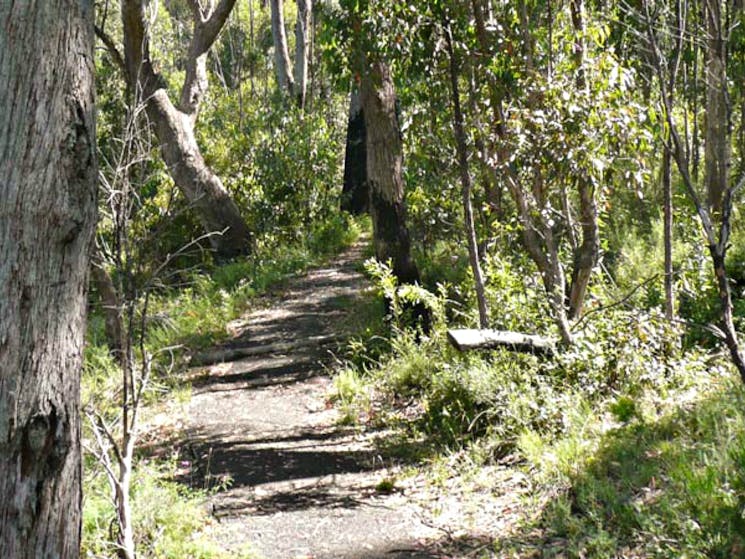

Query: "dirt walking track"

xmin=179 ymin=241 xmax=444 ymax=559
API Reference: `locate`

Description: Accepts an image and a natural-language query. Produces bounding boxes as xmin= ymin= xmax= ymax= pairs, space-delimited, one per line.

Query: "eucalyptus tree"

xmin=462 ymin=0 xmax=648 ymax=342
xmin=295 ymin=0 xmax=313 ymax=108
xmin=0 ymin=1 xmax=98 ymax=556
xmin=98 ymin=0 xmax=253 ymax=259
xmin=270 ymin=0 xmax=295 ymax=96
xmin=442 ymin=14 xmax=489 ymax=328
xmin=360 ymin=58 xmax=421 ymax=284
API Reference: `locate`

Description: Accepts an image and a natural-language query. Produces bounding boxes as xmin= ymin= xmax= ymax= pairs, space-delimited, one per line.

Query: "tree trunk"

xmin=91 ymin=257 xmax=126 ymax=365
xmin=0 ymin=2 xmax=97 ymax=556
xmin=567 ymin=178 xmax=599 ymax=319
xmin=704 ymin=0 xmax=729 ymax=216
xmin=270 ymin=0 xmax=295 ymax=96
xmin=146 ymin=89 xmax=253 ymax=258
xmin=711 ymin=251 xmax=745 ymax=382
xmin=120 ymin=0 xmax=251 ymax=260
xmin=360 ymin=59 xmax=419 ymax=284
xmin=663 ymin=143 xmax=675 ymax=320
xmin=294 ymin=0 xmax=312 ymax=109
xmin=566 ymin=0 xmax=598 ymax=320
xmin=470 ymin=0 xmax=573 ymax=343
xmin=341 ymin=90 xmax=369 ymax=215
xmin=645 ymin=0 xmax=745 ymax=382
xmin=444 ymin=23 xmax=489 ymax=328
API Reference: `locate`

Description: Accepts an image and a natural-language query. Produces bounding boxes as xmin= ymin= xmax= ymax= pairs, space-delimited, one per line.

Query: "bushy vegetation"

xmin=333 ymin=243 xmax=745 ymax=556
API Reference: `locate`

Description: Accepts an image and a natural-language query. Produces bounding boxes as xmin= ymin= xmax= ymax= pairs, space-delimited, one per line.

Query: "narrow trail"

xmin=180 ymin=240 xmax=441 ymax=559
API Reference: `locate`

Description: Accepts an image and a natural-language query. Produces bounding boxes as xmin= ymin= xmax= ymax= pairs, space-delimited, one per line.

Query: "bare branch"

xmin=94 ymin=24 xmax=127 ymax=77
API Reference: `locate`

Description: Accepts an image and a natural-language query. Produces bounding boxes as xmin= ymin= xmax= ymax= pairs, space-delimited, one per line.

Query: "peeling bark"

xmin=0 ymin=1 xmax=97 ymax=555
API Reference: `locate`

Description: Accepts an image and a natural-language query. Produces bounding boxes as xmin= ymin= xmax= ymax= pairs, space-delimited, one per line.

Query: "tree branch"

xmin=195 ymin=0 xmax=237 ymax=55
xmin=120 ymin=0 xmax=157 ymax=91
xmin=94 ymin=24 xmax=127 ymax=77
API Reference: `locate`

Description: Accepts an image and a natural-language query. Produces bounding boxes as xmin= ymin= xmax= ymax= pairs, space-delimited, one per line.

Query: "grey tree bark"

xmin=0 ymin=1 xmax=98 ymax=556
xmin=360 ymin=59 xmax=420 ymax=285
xmin=294 ymin=0 xmax=312 ymax=108
xmin=704 ymin=0 xmax=729 ymax=216
xmin=270 ymin=0 xmax=295 ymax=96
xmin=118 ymin=0 xmax=252 ymax=260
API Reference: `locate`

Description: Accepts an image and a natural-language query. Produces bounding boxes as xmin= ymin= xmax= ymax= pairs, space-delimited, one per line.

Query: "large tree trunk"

xmin=360 ymin=59 xmax=420 ymax=284
xmin=341 ymin=90 xmax=369 ymax=215
xmin=120 ymin=0 xmax=252 ymax=260
xmin=294 ymin=0 xmax=312 ymax=109
xmin=0 ymin=2 xmax=97 ymax=556
xmin=270 ymin=0 xmax=295 ymax=96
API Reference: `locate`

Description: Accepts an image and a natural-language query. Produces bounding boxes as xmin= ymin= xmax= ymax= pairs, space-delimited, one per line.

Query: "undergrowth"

xmin=82 ymin=216 xmax=362 ymax=558
xmin=332 ymin=249 xmax=745 ymax=558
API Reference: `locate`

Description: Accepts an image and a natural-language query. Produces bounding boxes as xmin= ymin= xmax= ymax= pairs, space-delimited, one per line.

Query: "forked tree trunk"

xmin=120 ymin=0 xmax=252 ymax=260
xmin=341 ymin=90 xmax=369 ymax=215
xmin=0 ymin=2 xmax=98 ymax=556
xmin=270 ymin=0 xmax=295 ymax=96
xmin=294 ymin=0 xmax=312 ymax=108
xmin=360 ymin=59 xmax=419 ymax=284
xmin=469 ymin=0 xmax=574 ymax=343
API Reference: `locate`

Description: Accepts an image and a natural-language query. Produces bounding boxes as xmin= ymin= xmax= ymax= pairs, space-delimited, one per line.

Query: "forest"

xmin=2 ymin=0 xmax=745 ymax=557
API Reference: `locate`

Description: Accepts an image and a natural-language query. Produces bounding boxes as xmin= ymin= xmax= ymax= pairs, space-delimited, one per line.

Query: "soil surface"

xmin=179 ymin=241 xmax=444 ymax=559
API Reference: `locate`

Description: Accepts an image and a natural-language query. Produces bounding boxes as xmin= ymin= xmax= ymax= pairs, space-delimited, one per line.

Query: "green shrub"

xmin=82 ymin=460 xmax=254 ymax=559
